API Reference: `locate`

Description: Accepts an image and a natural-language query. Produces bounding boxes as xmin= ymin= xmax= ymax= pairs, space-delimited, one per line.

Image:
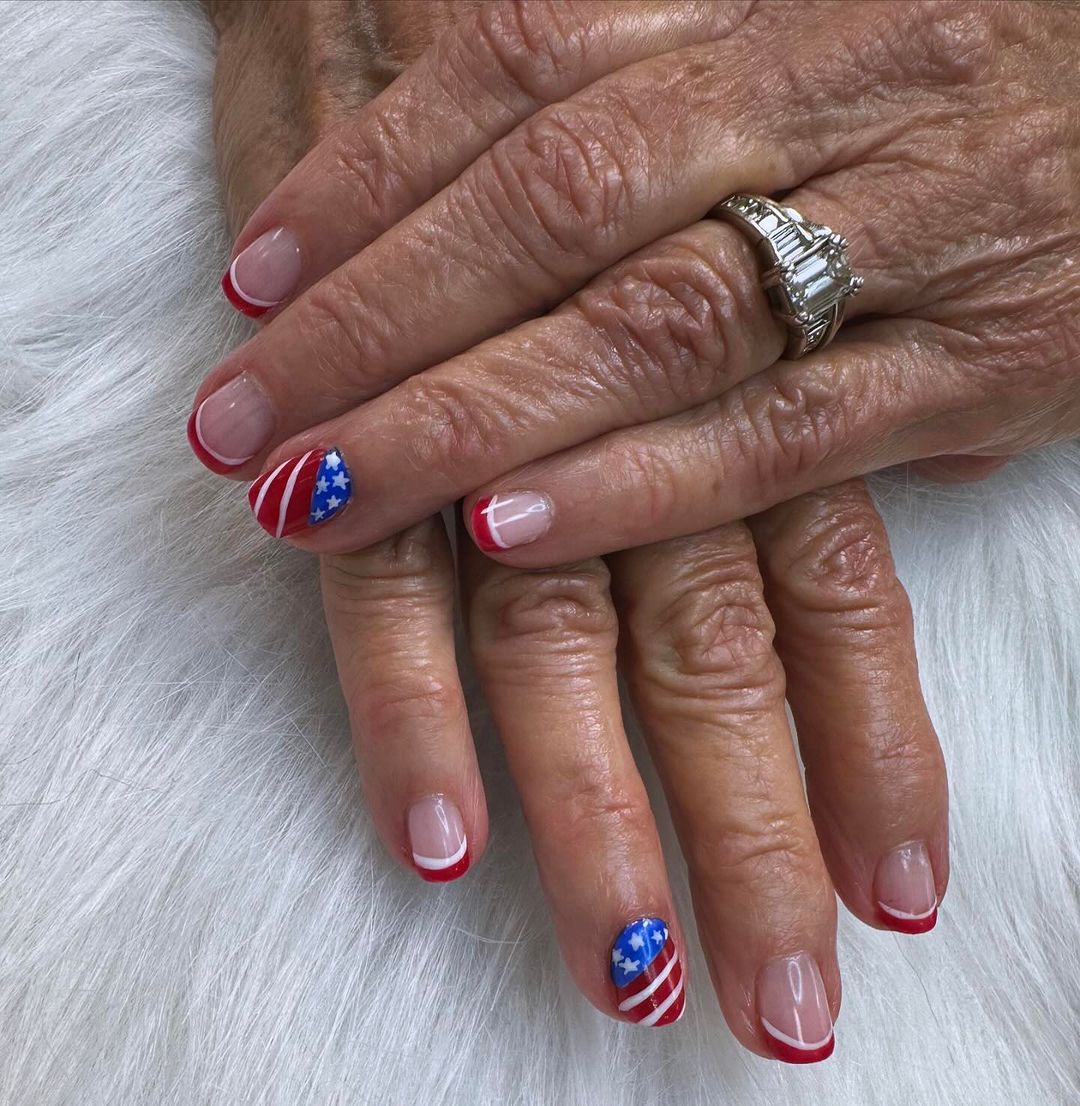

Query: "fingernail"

xmin=187 ymin=374 xmax=275 ymax=473
xmin=222 ymin=227 xmax=302 ymax=317
xmin=874 ymin=840 xmax=938 ymax=934
xmin=470 ymin=492 xmax=552 ymax=552
xmin=757 ymin=952 xmax=834 ymax=1064
xmin=407 ymin=795 xmax=470 ymax=883
xmin=248 ymin=446 xmax=352 ymax=538
xmin=611 ymin=916 xmax=685 ymax=1027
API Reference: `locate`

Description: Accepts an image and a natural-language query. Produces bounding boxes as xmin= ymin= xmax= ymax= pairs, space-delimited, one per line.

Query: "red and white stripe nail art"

xmin=247 ymin=447 xmax=352 ymax=538
xmin=611 ymin=917 xmax=685 ymax=1027
xmin=221 ymin=262 xmax=273 ymax=318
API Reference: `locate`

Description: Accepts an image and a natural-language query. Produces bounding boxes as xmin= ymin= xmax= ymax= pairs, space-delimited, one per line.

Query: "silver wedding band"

xmin=715 ymin=194 xmax=863 ymax=359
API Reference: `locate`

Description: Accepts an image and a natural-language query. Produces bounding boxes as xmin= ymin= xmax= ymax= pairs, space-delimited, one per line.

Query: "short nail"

xmin=407 ymin=795 xmax=470 ymax=883
xmin=610 ymin=916 xmax=685 ymax=1027
xmin=874 ymin=840 xmax=938 ymax=933
xmin=248 ymin=446 xmax=352 ymax=538
xmin=757 ymin=953 xmax=834 ymax=1064
xmin=222 ymin=227 xmax=302 ymax=317
xmin=470 ymin=492 xmax=552 ymax=552
xmin=187 ymin=374 xmax=275 ymax=473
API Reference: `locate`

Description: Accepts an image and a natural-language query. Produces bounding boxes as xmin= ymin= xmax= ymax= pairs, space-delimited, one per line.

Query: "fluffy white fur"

xmin=2 ymin=2 xmax=1079 ymax=1102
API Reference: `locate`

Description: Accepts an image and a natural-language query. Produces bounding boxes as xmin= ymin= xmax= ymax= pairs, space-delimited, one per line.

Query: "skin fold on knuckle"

xmin=622 ymin=539 xmax=786 ymax=717
xmin=322 ymin=525 xmax=453 ymax=616
xmin=472 ymin=0 xmax=589 ymax=104
xmin=468 ymin=562 xmax=617 ymax=667
xmin=571 ymin=229 xmax=776 ymax=416
xmin=481 ymin=96 xmax=644 ymax=267
xmin=757 ymin=484 xmax=914 ymax=636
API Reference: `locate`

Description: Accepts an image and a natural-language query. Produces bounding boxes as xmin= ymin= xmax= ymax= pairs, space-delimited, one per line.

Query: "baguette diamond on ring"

xmin=716 ymin=194 xmax=863 ymax=359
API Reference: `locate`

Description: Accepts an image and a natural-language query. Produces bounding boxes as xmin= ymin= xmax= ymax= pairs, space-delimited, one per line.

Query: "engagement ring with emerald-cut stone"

xmin=715 ymin=194 xmax=863 ymax=359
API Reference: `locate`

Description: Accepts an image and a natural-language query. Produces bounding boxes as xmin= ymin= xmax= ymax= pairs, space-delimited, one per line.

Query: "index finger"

xmin=222 ymin=1 xmax=740 ymax=316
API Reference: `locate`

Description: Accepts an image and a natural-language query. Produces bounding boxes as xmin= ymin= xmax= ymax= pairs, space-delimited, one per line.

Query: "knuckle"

xmin=575 ymin=232 xmax=766 ymax=410
xmin=600 ymin=437 xmax=683 ymax=535
xmin=325 ymin=107 xmax=412 ymax=222
xmin=323 ymin=524 xmax=450 ymax=610
xmin=555 ymin=768 xmax=653 ymax=851
xmin=484 ymin=100 xmax=640 ymax=264
xmin=736 ymin=371 xmax=848 ymax=489
xmin=777 ymin=488 xmax=909 ymax=625
xmin=862 ymin=720 xmax=945 ymax=793
xmin=632 ymin=545 xmax=784 ymax=710
xmin=474 ymin=0 xmax=587 ymax=102
xmin=690 ymin=809 xmax=817 ymax=895
xmin=471 ymin=563 xmax=617 ymax=652
xmin=399 ymin=375 xmax=512 ymax=477
xmin=297 ymin=273 xmax=386 ymax=400
xmin=361 ymin=672 xmax=465 ymax=736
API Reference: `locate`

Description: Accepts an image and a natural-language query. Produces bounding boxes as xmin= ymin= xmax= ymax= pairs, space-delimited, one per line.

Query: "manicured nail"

xmin=222 ymin=227 xmax=302 ymax=317
xmin=874 ymin=841 xmax=938 ymax=934
xmin=407 ymin=795 xmax=470 ymax=882
xmin=187 ymin=374 xmax=275 ymax=474
xmin=470 ymin=492 xmax=552 ymax=552
xmin=248 ymin=447 xmax=352 ymax=538
xmin=611 ymin=916 xmax=685 ymax=1027
xmin=757 ymin=953 xmax=834 ymax=1064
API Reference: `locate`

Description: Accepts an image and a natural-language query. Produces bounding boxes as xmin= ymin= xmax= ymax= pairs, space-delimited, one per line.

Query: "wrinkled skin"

xmin=204 ymin=0 xmax=952 ymax=1060
xmin=197 ymin=0 xmax=1076 ymax=568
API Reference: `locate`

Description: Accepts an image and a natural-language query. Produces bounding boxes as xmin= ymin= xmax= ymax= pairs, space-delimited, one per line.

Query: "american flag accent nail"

xmin=248 ymin=447 xmax=352 ymax=538
xmin=611 ymin=917 xmax=685 ymax=1027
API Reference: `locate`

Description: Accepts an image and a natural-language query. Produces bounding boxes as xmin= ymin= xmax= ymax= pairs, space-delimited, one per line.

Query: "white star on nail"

xmin=652 ymin=930 xmax=664 ymax=945
xmin=325 ymin=452 xmax=341 ymax=470
xmin=621 ymin=959 xmax=640 ymax=974
xmin=326 ymin=495 xmax=341 ymax=510
xmin=316 ymin=477 xmax=329 ymax=493
xmin=629 ymin=933 xmax=645 ymax=951
xmin=332 ymin=471 xmax=349 ymax=488
xmin=612 ymin=949 xmax=624 ymax=966
xmin=312 ymin=508 xmax=325 ymax=521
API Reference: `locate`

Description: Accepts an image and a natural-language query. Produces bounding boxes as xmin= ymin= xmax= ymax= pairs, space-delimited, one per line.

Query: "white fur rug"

xmin=2 ymin=2 xmax=1079 ymax=1103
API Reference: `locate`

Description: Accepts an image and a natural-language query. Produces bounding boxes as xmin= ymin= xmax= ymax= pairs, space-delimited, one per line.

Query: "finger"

xmin=458 ymin=320 xmax=983 ymax=566
xmin=189 ymin=4 xmax=965 ymax=473
xmin=223 ymin=1 xmax=743 ymax=315
xmin=240 ymin=164 xmax=956 ymax=548
xmin=609 ymin=524 xmax=838 ymax=1063
xmin=459 ymin=538 xmax=687 ymax=1026
xmin=749 ymin=481 xmax=948 ymax=933
xmin=909 ymin=455 xmax=1012 ymax=483
xmin=322 ymin=516 xmax=486 ymax=881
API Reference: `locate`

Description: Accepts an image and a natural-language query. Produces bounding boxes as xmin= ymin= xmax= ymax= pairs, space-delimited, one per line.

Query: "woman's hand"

xmin=205 ymin=0 xmax=946 ymax=1062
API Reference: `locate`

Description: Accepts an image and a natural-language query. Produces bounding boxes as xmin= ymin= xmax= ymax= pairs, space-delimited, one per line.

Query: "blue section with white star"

xmin=308 ymin=448 xmax=352 ymax=526
xmin=610 ymin=916 xmax=669 ymax=986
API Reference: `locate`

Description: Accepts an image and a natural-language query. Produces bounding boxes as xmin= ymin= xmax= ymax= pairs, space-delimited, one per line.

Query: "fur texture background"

xmin=2 ymin=2 xmax=1079 ymax=1103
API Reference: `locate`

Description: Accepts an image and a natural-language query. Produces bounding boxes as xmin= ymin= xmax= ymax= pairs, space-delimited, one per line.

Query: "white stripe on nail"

xmin=411 ymin=836 xmax=469 ymax=870
xmin=274 ymin=450 xmax=313 ymax=538
xmin=194 ymin=398 xmax=255 ymax=467
xmin=638 ymin=977 xmax=684 ymax=1027
xmin=228 ymin=256 xmax=282 ymax=309
xmin=877 ymin=899 xmax=938 ymax=922
xmin=760 ymin=1017 xmax=834 ymax=1052
xmin=618 ymin=953 xmax=680 ymax=1012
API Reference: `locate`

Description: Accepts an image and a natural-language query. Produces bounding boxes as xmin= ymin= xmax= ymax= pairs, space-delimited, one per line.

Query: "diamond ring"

xmin=715 ymin=194 xmax=863 ymax=359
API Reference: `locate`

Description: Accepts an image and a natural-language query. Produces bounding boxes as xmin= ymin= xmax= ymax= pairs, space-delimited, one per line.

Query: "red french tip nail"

xmin=415 ymin=850 xmax=471 ymax=883
xmin=187 ymin=409 xmax=242 ymax=474
xmin=221 ymin=266 xmax=269 ymax=318
xmin=876 ymin=905 xmax=938 ymax=935
xmin=469 ymin=497 xmax=500 ymax=552
xmin=765 ymin=1034 xmax=836 ymax=1065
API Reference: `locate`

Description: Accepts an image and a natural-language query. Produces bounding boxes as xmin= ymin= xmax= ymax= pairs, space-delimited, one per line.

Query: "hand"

xmin=188 ymin=0 xmax=1078 ymax=567
xmin=206 ymin=0 xmax=946 ymax=1062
